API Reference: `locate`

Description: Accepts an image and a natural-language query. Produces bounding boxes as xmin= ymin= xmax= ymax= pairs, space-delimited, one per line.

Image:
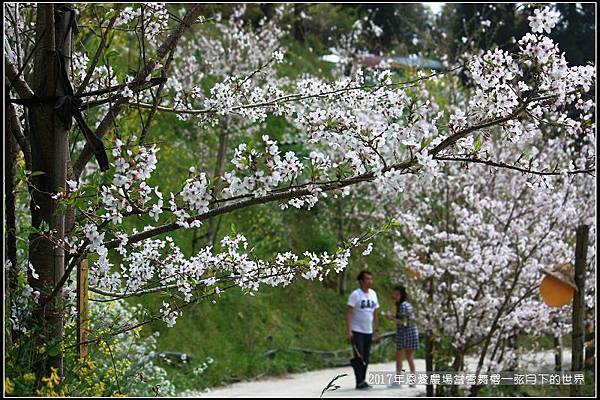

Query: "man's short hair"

xmin=357 ymin=270 xmax=373 ymax=282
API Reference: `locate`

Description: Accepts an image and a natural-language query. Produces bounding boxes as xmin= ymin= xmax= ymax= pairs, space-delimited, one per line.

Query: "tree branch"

xmin=5 ymin=93 xmax=32 ymax=170
xmin=125 ymin=66 xmax=463 ymax=116
xmin=5 ymin=54 xmax=34 ymax=99
xmin=75 ymin=4 xmax=124 ymax=96
xmin=71 ymin=4 xmax=204 ymax=180
xmin=434 ymin=156 xmax=595 ymax=176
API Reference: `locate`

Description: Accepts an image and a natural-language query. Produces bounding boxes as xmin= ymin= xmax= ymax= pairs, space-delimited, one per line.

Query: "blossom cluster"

xmin=81 ymin=228 xmax=362 ymax=328
xmin=528 ymin=6 xmax=561 ymax=34
xmin=114 ymin=3 xmax=170 ymax=46
xmin=222 ymin=135 xmax=305 ymax=199
xmin=99 ymin=138 xmax=161 ymax=224
xmin=162 ymin=4 xmax=290 ymax=122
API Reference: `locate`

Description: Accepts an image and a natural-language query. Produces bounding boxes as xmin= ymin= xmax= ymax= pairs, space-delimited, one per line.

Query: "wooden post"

xmin=570 ymin=224 xmax=588 ymax=397
xmin=77 ymin=259 xmax=89 ymax=358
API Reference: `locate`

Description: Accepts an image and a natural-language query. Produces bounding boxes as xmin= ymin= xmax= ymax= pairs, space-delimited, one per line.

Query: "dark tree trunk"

xmin=259 ymin=3 xmax=274 ymax=21
xmin=293 ymin=4 xmax=304 ymax=42
xmin=450 ymin=350 xmax=463 ymax=396
xmin=425 ymin=278 xmax=434 ymax=396
xmin=584 ymin=321 xmax=594 ymax=371
xmin=27 ymin=4 xmax=73 ymax=378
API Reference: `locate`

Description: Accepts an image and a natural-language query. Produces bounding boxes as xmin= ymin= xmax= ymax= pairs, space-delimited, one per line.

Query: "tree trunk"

xmin=584 ymin=320 xmax=594 ymax=371
xmin=508 ymin=332 xmax=518 ymax=371
xmin=192 ymin=117 xmax=230 ymax=254
xmin=293 ymin=4 xmax=304 ymax=42
xmin=425 ymin=331 xmax=434 ymax=396
xmin=570 ymin=224 xmax=589 ymax=397
xmin=260 ymin=3 xmax=274 ymax=21
xmin=450 ymin=350 xmax=463 ymax=396
xmin=28 ymin=4 xmax=73 ymax=378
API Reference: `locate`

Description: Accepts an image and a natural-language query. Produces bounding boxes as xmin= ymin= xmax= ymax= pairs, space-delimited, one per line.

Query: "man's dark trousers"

xmin=350 ymin=331 xmax=373 ymax=386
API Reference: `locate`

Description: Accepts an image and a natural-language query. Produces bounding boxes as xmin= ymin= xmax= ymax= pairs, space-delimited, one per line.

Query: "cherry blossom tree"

xmin=4 ymin=3 xmax=595 ymax=378
xmin=390 ymin=153 xmax=595 ymax=395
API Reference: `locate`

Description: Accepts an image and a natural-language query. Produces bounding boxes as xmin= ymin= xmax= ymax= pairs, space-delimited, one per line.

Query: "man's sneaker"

xmin=408 ymin=383 xmax=417 ymax=388
xmin=387 ymin=381 xmax=402 ymax=388
xmin=356 ymin=382 xmax=373 ymax=390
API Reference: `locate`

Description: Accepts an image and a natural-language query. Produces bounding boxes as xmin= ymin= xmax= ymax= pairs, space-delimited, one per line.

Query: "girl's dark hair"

xmin=394 ymin=286 xmax=408 ymax=307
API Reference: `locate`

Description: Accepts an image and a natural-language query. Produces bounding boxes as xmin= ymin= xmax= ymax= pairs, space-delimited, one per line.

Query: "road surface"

xmin=189 ymin=349 xmax=571 ymax=397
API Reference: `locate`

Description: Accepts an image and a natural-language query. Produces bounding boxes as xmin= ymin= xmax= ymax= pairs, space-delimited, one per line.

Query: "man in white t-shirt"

xmin=346 ymin=270 xmax=379 ymax=390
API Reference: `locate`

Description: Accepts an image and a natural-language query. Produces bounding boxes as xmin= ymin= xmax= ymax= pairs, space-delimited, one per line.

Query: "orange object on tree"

xmin=540 ymin=262 xmax=577 ymax=308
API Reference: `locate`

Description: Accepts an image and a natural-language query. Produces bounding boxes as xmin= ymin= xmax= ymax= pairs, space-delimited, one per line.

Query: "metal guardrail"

xmin=263 ymin=331 xmax=405 ymax=367
xmin=154 ymin=331 xmax=426 ymax=368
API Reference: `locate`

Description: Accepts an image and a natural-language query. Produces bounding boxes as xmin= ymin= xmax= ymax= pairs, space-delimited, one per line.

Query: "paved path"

xmin=190 ymin=349 xmax=571 ymax=397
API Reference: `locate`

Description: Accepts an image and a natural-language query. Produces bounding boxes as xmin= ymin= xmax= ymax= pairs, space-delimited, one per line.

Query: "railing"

xmin=263 ymin=331 xmax=402 ymax=367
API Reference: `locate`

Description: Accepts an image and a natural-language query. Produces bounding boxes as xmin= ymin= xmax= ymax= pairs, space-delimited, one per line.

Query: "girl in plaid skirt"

xmin=385 ymin=286 xmax=419 ymax=387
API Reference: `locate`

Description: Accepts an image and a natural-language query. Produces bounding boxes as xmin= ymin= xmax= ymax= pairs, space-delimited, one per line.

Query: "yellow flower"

xmin=41 ymin=367 xmax=60 ymax=389
xmin=5 ymin=377 xmax=15 ymax=395
xmin=23 ymin=373 xmax=36 ymax=383
xmin=93 ymin=381 xmax=106 ymax=396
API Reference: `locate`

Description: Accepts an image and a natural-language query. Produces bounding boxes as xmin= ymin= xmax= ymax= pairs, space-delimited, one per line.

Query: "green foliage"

xmin=5 ymin=288 xmax=180 ymax=397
